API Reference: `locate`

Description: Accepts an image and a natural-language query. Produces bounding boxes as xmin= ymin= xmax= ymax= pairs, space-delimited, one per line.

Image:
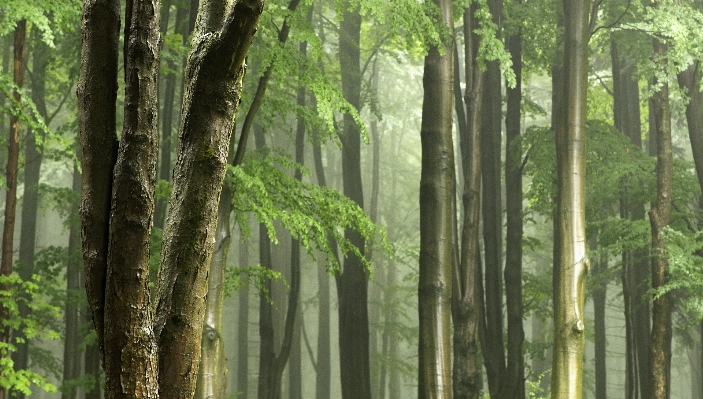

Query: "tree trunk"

xmin=336 ymin=3 xmax=371 ymax=399
xmin=0 ymin=21 xmax=26 ymax=399
xmin=79 ymin=0 xmax=264 ymax=396
xmin=62 ymin=162 xmax=83 ymax=399
xmin=154 ymin=1 xmax=190 ymax=229
xmin=590 ymin=234 xmax=607 ymax=399
xmin=453 ymin=5 xmax=484 ymax=399
xmin=504 ymin=21 xmax=524 ymax=399
xmin=550 ymin=0 xmax=590 ymax=397
xmin=84 ymin=315 xmax=102 ymax=399
xmin=648 ymin=30 xmax=673 ymax=399
xmin=311 ymin=129 xmax=332 ymax=399
xmin=13 ymin=32 xmax=49 ymax=399
xmin=417 ymin=0 xmax=454 ymax=398
xmin=237 ymin=244 xmax=251 ymax=399
xmin=480 ymin=0 xmax=505 ymax=394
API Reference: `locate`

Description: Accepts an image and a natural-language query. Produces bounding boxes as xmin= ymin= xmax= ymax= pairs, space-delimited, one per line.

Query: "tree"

xmin=550 ymin=0 xmax=590 ymax=397
xmin=648 ymin=10 xmax=673 ymax=399
xmin=78 ymin=0 xmax=264 ymax=398
xmin=417 ymin=0 xmax=454 ymax=397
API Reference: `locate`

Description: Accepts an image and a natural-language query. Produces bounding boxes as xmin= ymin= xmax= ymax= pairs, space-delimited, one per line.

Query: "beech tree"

xmin=550 ymin=0 xmax=590 ymax=397
xmin=78 ymin=0 xmax=263 ymax=398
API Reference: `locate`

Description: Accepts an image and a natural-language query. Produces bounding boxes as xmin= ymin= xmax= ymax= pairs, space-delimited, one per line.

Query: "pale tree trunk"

xmin=0 ymin=20 xmax=26 ymax=399
xmin=417 ymin=0 xmax=454 ymax=396
xmin=550 ymin=0 xmax=590 ymax=398
xmin=648 ymin=24 xmax=673 ymax=399
xmin=62 ymin=162 xmax=83 ymax=399
xmin=79 ymin=0 xmax=264 ymax=397
xmin=504 ymin=18 xmax=524 ymax=399
xmin=311 ymin=128 xmax=332 ymax=399
xmin=453 ymin=4 xmax=484 ymax=399
xmin=236 ymin=243 xmax=251 ymax=399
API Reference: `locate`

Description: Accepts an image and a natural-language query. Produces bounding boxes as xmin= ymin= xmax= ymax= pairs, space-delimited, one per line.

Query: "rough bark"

xmin=336 ymin=3 xmax=371 ymax=399
xmin=550 ymin=0 xmax=590 ymax=397
xmin=417 ymin=0 xmax=454 ymax=398
xmin=648 ymin=32 xmax=673 ymax=399
xmin=504 ymin=22 xmax=525 ymax=399
xmin=480 ymin=0 xmax=505 ymax=394
xmin=62 ymin=163 xmax=83 ymax=399
xmin=453 ymin=5 xmax=484 ymax=399
xmin=78 ymin=0 xmax=120 ymax=366
xmin=153 ymin=0 xmax=264 ymax=396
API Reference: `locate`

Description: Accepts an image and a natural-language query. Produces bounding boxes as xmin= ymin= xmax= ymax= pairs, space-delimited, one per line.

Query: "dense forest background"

xmin=1 ymin=0 xmax=703 ymax=398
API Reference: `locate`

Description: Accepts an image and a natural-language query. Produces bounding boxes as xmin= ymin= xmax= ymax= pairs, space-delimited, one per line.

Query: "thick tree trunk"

xmin=550 ymin=0 xmax=590 ymax=397
xmin=453 ymin=5 xmax=483 ymax=399
xmin=62 ymin=163 xmax=83 ymax=399
xmin=417 ymin=1 xmax=454 ymax=399
xmin=504 ymin=22 xmax=524 ymax=399
xmin=648 ymin=33 xmax=673 ymax=399
xmin=154 ymin=0 xmax=264 ymax=396
xmin=479 ymin=0 xmax=505 ymax=394
xmin=336 ymin=4 xmax=371 ymax=399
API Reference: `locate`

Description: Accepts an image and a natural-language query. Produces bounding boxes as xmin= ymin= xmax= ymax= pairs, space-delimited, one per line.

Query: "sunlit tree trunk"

xmin=648 ymin=25 xmax=672 ymax=399
xmin=418 ymin=0 xmax=454 ymax=397
xmin=550 ymin=0 xmax=590 ymax=397
xmin=504 ymin=19 xmax=524 ymax=399
xmin=453 ymin=4 xmax=483 ymax=399
xmin=0 ymin=20 xmax=26 ymax=399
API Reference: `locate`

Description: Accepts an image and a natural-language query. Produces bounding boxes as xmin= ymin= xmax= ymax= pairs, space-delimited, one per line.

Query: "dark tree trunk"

xmin=551 ymin=0 xmax=590 ymax=397
xmin=0 ymin=21 xmax=26 ymax=399
xmin=62 ymin=162 xmax=83 ymax=399
xmin=13 ymin=33 xmax=49 ymax=399
xmin=336 ymin=4 xmax=371 ymax=399
xmin=504 ymin=21 xmax=524 ymax=399
xmin=453 ymin=5 xmax=484 ymax=399
xmin=480 ymin=0 xmax=505 ymax=394
xmin=648 ymin=32 xmax=673 ymax=399
xmin=237 ymin=244 xmax=251 ymax=399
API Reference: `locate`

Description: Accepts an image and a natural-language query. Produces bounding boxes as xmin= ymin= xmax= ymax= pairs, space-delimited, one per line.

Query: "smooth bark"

xmin=417 ymin=0 xmax=454 ymax=397
xmin=453 ymin=5 xmax=484 ymax=399
xmin=550 ymin=0 xmax=590 ymax=397
xmin=504 ymin=22 xmax=525 ymax=399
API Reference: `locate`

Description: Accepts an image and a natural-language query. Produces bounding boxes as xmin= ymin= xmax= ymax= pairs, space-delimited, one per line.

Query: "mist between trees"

xmin=1 ymin=0 xmax=703 ymax=398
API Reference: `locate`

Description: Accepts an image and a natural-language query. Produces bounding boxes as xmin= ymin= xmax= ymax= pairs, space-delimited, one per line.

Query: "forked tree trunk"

xmin=417 ymin=0 xmax=454 ymax=396
xmin=550 ymin=0 xmax=590 ymax=397
xmin=648 ymin=27 xmax=673 ymax=399
xmin=453 ymin=4 xmax=484 ymax=399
